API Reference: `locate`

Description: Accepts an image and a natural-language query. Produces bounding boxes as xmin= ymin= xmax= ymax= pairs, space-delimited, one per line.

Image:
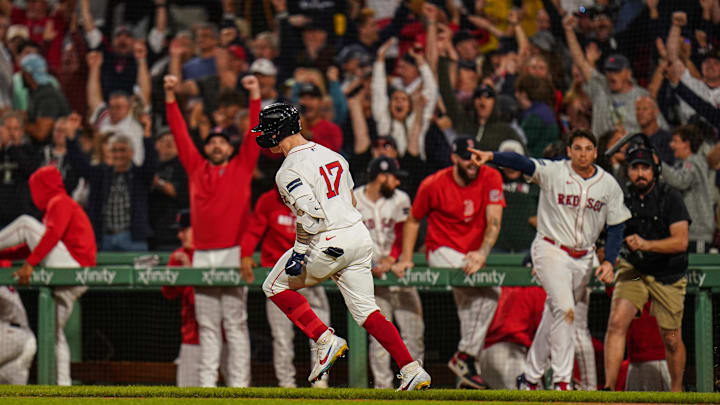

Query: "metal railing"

xmin=0 ymin=253 xmax=716 ymax=391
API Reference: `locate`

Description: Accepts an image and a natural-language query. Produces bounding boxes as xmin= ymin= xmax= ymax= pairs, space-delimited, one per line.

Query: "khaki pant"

xmin=613 ymin=260 xmax=686 ymax=330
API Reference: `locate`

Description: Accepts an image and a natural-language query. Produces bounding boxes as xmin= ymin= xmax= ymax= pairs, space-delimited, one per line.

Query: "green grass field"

xmin=1 ymin=385 xmax=719 ymax=405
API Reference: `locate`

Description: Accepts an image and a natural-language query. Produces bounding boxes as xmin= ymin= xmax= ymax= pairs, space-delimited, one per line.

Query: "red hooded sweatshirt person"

xmin=6 ymin=166 xmax=97 ymax=266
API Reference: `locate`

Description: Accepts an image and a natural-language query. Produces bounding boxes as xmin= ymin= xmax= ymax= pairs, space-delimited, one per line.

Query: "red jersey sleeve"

xmin=240 ymin=194 xmax=270 ymax=258
xmin=27 ymin=197 xmax=73 ymax=266
xmin=485 ymin=168 xmax=506 ymax=207
xmin=166 ymin=101 xmax=203 ymax=172
xmin=411 ymin=178 xmax=433 ymax=220
xmin=0 ymin=244 xmax=31 ymax=261
xmin=390 ymin=221 xmax=404 ymax=260
xmin=237 ymin=97 xmax=262 ymax=170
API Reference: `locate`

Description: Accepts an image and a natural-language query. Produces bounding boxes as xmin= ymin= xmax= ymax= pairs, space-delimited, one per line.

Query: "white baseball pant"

xmin=266 ymin=285 xmax=330 ymax=387
xmin=369 ymin=286 xmax=424 ymax=388
xmin=479 ymin=342 xmax=527 ymax=389
xmin=0 ymin=321 xmax=36 ymax=384
xmin=626 ymin=360 xmax=671 ymax=391
xmin=524 ymin=237 xmax=594 ymax=385
xmin=263 ymin=221 xmax=380 ymax=326
xmin=0 ymin=215 xmax=87 ymax=386
xmin=174 ymin=343 xmax=230 ymax=387
xmin=193 ymin=246 xmax=251 ymax=388
xmin=428 ymin=247 xmax=499 ymax=367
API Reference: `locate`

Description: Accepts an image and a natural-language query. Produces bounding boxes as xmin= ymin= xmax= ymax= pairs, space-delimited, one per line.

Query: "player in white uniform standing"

xmin=252 ymin=103 xmax=430 ymax=390
xmin=0 ymin=286 xmax=36 ymax=384
xmin=355 ymin=157 xmax=424 ymax=389
xmin=470 ymin=130 xmax=630 ymax=390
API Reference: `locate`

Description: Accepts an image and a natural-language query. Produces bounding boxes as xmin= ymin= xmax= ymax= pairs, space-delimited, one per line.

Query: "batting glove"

xmin=285 ymin=251 xmax=305 ymax=276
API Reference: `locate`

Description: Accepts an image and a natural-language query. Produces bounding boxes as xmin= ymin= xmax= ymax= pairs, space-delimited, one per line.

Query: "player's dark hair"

xmin=673 ymin=125 xmax=703 ymax=154
xmin=567 ymin=129 xmax=597 ymax=148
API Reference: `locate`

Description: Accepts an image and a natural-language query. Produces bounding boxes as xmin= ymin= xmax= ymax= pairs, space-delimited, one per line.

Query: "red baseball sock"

xmin=270 ymin=290 xmax=328 ymax=341
xmin=363 ymin=310 xmax=413 ymax=368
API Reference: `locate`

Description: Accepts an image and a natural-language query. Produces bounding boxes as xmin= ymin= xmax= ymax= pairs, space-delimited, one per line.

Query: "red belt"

xmin=543 ymin=237 xmax=589 ymax=259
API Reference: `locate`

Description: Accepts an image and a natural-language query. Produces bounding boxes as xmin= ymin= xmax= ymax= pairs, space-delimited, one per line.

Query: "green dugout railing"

xmin=0 ymin=253 xmax=717 ymax=391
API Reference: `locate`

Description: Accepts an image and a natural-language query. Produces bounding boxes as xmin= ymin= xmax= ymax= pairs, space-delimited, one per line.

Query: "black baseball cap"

xmin=702 ymin=47 xmax=720 ymax=62
xmin=453 ymin=30 xmax=476 ymax=46
xmin=372 ymin=135 xmax=397 ymax=150
xmin=113 ymin=25 xmax=134 ymax=37
xmin=171 ymin=209 xmax=191 ymax=230
xmin=298 ymin=82 xmax=322 ymax=98
xmin=604 ymin=54 xmax=630 ymax=72
xmin=368 ymin=156 xmax=408 ymax=179
xmin=205 ymin=127 xmax=231 ymax=144
xmin=473 ymin=84 xmax=496 ymax=99
xmin=627 ymin=144 xmax=654 ymax=167
xmin=452 ymin=136 xmax=476 ymax=160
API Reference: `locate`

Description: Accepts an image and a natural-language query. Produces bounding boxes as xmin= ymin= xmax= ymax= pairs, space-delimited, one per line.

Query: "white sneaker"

xmin=397 ymin=361 xmax=431 ymax=391
xmin=312 ymin=378 xmax=329 ymax=389
xmin=308 ymin=329 xmax=348 ymax=383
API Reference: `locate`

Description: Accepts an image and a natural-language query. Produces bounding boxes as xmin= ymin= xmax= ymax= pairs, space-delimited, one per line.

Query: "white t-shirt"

xmin=529 ymin=158 xmax=631 ymax=249
xmin=354 ymin=184 xmax=411 ymax=263
xmin=276 ymin=142 xmax=362 ymax=233
xmin=91 ymin=103 xmax=145 ymax=165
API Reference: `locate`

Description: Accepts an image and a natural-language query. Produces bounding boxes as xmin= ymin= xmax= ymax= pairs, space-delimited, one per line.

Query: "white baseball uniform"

xmin=354 ymin=185 xmax=424 ymax=389
xmin=0 ymin=286 xmax=36 ymax=385
xmin=262 ymin=142 xmax=380 ymax=327
xmin=525 ymin=159 xmax=630 ymax=384
xmin=429 ymin=247 xmax=500 ymax=363
xmin=193 ymin=246 xmax=251 ymax=388
xmin=0 ymin=215 xmax=87 ymax=385
xmin=524 ymin=287 xmax=597 ymax=390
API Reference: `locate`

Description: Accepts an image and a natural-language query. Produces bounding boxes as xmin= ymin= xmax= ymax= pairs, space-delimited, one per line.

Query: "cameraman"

xmin=602 ymin=143 xmax=690 ymax=392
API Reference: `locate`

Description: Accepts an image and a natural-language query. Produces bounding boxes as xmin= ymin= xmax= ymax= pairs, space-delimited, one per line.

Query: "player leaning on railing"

xmin=2 ymin=165 xmax=97 ymax=386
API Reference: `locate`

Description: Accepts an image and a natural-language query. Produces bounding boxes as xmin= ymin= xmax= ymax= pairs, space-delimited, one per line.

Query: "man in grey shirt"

xmin=563 ymin=14 xmax=665 ymax=137
xmin=662 ymin=126 xmax=715 ymax=252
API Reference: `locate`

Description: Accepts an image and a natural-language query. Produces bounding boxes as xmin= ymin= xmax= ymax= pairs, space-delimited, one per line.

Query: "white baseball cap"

xmin=249 ymin=58 xmax=277 ymax=76
xmin=498 ymin=139 xmax=526 ymax=156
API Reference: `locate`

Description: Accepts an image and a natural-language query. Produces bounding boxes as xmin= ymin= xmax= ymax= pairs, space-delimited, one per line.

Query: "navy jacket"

xmin=67 ymin=137 xmax=157 ymax=244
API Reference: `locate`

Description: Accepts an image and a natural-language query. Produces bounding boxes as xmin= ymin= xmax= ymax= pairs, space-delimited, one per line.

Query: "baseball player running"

xmin=241 ymin=188 xmax=331 ymax=388
xmin=469 ymin=130 xmax=630 ymax=390
xmin=0 ymin=286 xmax=36 ymax=384
xmin=355 ymin=157 xmax=424 ymax=389
xmin=394 ymin=136 xmax=505 ymax=390
xmin=252 ymin=102 xmax=430 ymax=391
xmin=0 ymin=165 xmax=97 ymax=386
xmin=165 ymin=75 xmax=260 ymax=387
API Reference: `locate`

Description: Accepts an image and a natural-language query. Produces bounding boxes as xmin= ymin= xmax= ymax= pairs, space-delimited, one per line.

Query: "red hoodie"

xmin=1 ymin=166 xmax=97 ymax=266
xmin=166 ymin=98 xmax=261 ymax=250
xmin=240 ymin=189 xmax=296 ymax=266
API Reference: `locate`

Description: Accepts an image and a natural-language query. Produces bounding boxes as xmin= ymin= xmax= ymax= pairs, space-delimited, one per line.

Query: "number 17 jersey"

xmin=275 ymin=142 xmax=363 ymax=232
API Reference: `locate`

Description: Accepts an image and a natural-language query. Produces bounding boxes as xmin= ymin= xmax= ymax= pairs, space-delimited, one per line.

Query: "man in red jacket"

xmin=164 ymin=74 xmax=261 ymax=388
xmin=240 ymin=188 xmax=330 ymax=388
xmin=0 ymin=165 xmax=97 ymax=386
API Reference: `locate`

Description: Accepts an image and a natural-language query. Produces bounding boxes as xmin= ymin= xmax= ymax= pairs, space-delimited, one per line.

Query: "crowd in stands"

xmin=0 ymin=0 xmax=719 ymax=254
